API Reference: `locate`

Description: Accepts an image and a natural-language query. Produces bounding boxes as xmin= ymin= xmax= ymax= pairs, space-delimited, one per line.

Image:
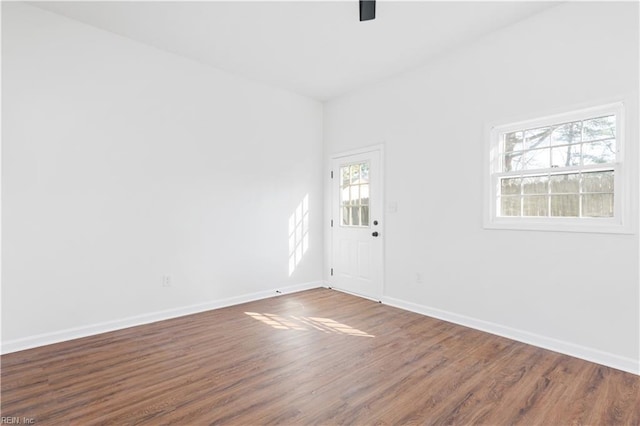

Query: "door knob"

xmin=372 ymin=231 xmax=379 ymax=237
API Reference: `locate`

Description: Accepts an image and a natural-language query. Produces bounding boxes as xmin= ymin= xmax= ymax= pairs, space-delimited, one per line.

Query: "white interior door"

xmin=330 ymin=148 xmax=383 ymax=300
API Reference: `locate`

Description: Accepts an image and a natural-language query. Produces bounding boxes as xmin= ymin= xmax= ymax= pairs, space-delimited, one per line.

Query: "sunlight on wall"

xmin=288 ymin=194 xmax=309 ymax=276
xmin=244 ymin=312 xmax=374 ymax=337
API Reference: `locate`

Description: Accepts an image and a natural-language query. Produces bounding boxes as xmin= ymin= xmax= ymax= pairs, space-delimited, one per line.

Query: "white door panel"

xmin=357 ymin=242 xmax=370 ymax=279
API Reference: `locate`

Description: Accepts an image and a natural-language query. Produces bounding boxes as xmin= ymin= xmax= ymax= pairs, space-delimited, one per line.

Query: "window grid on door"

xmin=340 ymin=162 xmax=370 ymax=227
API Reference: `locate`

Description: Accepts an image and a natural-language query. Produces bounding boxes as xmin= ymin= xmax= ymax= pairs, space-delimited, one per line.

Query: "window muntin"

xmin=487 ymin=102 xmax=627 ymax=232
xmin=340 ymin=162 xmax=370 ymax=227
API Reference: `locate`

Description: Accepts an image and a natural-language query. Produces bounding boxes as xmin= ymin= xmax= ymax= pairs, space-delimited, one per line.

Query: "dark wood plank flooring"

xmin=2 ymin=288 xmax=639 ymax=425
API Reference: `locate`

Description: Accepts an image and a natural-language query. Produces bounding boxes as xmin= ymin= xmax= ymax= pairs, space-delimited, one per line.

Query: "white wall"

xmin=324 ymin=2 xmax=639 ymax=373
xmin=2 ymin=3 xmax=323 ymax=348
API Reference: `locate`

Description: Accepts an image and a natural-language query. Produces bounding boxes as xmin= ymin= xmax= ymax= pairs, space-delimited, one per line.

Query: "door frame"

xmin=329 ymin=144 xmax=385 ymax=301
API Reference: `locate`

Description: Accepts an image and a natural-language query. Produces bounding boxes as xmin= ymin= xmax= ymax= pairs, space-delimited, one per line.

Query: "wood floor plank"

xmin=1 ymin=288 xmax=638 ymax=425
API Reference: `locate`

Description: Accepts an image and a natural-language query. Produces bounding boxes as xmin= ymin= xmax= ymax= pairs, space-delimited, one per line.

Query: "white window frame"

xmin=484 ymin=102 xmax=631 ymax=234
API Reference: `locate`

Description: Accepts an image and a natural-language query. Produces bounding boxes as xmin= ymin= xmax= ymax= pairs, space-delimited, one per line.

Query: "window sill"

xmin=484 ymin=217 xmax=633 ymax=234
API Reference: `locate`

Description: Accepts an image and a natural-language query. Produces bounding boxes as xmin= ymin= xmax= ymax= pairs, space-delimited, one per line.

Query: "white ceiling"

xmin=31 ymin=1 xmax=558 ymax=101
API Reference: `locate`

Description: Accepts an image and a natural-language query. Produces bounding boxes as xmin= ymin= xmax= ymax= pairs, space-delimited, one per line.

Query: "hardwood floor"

xmin=2 ymin=288 xmax=639 ymax=425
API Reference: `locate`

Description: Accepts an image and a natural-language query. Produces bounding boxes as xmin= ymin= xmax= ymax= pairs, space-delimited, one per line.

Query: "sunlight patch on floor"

xmin=244 ymin=312 xmax=374 ymax=337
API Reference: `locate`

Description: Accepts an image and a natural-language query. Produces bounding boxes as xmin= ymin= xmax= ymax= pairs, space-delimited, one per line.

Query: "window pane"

xmin=523 ymin=195 xmax=548 ymax=217
xmin=341 ymin=187 xmax=350 ymax=206
xmin=523 ymin=148 xmax=550 ymax=170
xmin=551 ymin=145 xmax=580 ymax=168
xmin=501 ymin=178 xmax=521 ymax=195
xmin=351 ymin=206 xmax=360 ymax=226
xmin=360 ymin=184 xmax=369 ymax=205
xmin=341 ymin=166 xmax=350 ymax=186
xmin=550 ymin=194 xmax=579 ymax=217
xmin=582 ymin=194 xmax=614 ymax=217
xmin=500 ymin=196 xmax=521 ymax=216
xmin=550 ymin=173 xmax=579 ymax=193
xmin=582 ymin=171 xmax=614 ymax=193
xmin=503 ymin=131 xmax=523 ymax=153
xmin=503 ymin=152 xmax=523 ymax=171
xmin=524 ymin=127 xmax=551 ymax=149
xmin=350 ymin=164 xmax=360 ymax=184
xmin=582 ymin=115 xmax=615 ymax=141
xmin=350 ymin=185 xmax=360 ymax=204
xmin=551 ymin=121 xmax=582 ymax=146
xmin=342 ymin=207 xmax=349 ymax=225
xmin=582 ymin=140 xmax=616 ymax=165
xmin=360 ymin=163 xmax=370 ymax=184
xmin=522 ymin=176 xmax=548 ymax=194
xmin=361 ymin=206 xmax=370 ymax=226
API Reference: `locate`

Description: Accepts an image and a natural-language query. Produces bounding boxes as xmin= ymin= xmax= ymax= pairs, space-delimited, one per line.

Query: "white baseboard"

xmin=383 ymin=296 xmax=639 ymax=376
xmin=1 ymin=281 xmax=323 ymax=355
xmin=6 ymin=285 xmax=636 ymax=376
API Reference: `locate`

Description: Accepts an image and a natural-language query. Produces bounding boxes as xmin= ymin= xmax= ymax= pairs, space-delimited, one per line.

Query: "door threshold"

xmin=328 ymin=286 xmax=382 ymax=304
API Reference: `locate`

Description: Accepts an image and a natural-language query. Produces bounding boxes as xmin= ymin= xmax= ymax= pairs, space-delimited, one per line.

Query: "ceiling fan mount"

xmin=359 ymin=0 xmax=376 ymax=21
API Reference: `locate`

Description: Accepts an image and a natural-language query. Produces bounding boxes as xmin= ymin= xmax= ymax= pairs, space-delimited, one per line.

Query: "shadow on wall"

xmin=288 ymin=194 xmax=309 ymax=276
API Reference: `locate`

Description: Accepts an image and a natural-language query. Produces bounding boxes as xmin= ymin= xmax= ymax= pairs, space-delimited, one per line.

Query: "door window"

xmin=340 ymin=162 xmax=370 ymax=227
